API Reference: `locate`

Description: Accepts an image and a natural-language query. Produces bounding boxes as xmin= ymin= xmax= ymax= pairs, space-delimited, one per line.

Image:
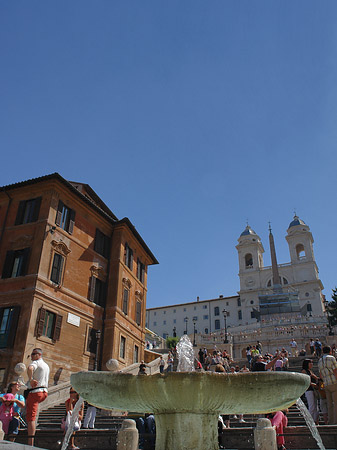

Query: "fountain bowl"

xmin=71 ymin=370 xmax=309 ymax=450
xmin=71 ymin=371 xmax=309 ymax=415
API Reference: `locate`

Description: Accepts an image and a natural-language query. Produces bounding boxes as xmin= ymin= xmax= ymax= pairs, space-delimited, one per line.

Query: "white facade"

xmin=146 ymin=216 xmax=326 ymax=338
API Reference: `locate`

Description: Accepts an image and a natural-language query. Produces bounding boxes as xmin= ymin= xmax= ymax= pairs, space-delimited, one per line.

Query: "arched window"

xmin=296 ymin=244 xmax=306 ymax=260
xmin=245 ymin=253 xmax=253 ymax=268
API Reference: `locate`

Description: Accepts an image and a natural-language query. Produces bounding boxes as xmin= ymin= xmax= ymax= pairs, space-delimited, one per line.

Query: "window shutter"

xmin=32 ymin=197 xmax=42 ymax=222
xmin=124 ymin=243 xmax=128 ymax=265
xmin=53 ymin=314 xmax=63 ymax=341
xmin=130 ymin=249 xmax=133 ymax=269
xmin=7 ymin=306 xmax=21 ymax=348
xmin=68 ymin=209 xmax=75 ymax=234
xmin=21 ymin=248 xmax=30 ymax=276
xmin=15 ymin=201 xmax=26 ymax=225
xmin=104 ymin=235 xmax=110 ymax=259
xmin=55 ymin=201 xmax=63 ymax=226
xmin=2 ymin=251 xmax=15 ymax=279
xmin=89 ymin=276 xmax=96 ymax=302
xmin=36 ymin=307 xmax=46 ymax=337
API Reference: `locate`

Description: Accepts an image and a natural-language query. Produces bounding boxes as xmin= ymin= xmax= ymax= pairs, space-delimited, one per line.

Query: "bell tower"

xmin=286 ymin=215 xmax=314 ymax=263
xmin=236 ymin=225 xmax=264 ymax=291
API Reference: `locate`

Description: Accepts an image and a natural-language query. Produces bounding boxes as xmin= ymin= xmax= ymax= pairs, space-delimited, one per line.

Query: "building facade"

xmin=0 ymin=173 xmax=157 ymax=388
xmin=146 ymin=216 xmax=326 ymax=338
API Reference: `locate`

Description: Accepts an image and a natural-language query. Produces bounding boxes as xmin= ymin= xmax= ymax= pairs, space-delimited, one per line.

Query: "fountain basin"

xmin=71 ymin=371 xmax=309 ymax=450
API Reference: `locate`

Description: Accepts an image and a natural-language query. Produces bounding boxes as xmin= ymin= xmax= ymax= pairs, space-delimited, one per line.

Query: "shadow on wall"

xmin=54 ymin=367 xmax=63 ymax=385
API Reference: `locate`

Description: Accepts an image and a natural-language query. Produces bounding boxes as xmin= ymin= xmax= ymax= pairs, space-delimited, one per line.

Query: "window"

xmin=163 ymin=311 xmax=166 ymax=314
xmin=137 ymin=259 xmax=145 ymax=283
xmin=296 ymin=244 xmax=306 ymax=260
xmin=15 ymin=197 xmax=41 ymax=225
xmin=94 ymin=229 xmax=110 ymax=258
xmin=35 ymin=307 xmax=62 ymax=341
xmin=134 ymin=345 xmax=139 ymax=363
xmin=245 ymin=253 xmax=253 ymax=268
xmin=183 ymin=308 xmax=186 ymax=312
xmin=203 ymin=315 xmax=208 ymax=320
xmin=50 ymin=253 xmax=64 ymax=285
xmin=250 ymin=311 xmax=255 ymax=319
xmin=120 ymin=336 xmax=126 ymax=359
xmin=89 ymin=277 xmax=106 ymax=307
xmin=214 ymin=307 xmax=219 ymax=316
xmin=163 ymin=320 xmax=166 ymax=325
xmin=2 ymin=248 xmax=30 ymax=278
xmin=173 ymin=319 xmax=176 ymax=324
xmin=194 ymin=306 xmax=196 ymax=310
xmin=204 ymin=328 xmax=208 ymax=334
xmin=153 ymin=321 xmax=157 ymax=326
xmin=136 ymin=301 xmax=141 ymax=326
xmin=55 ymin=201 xmax=75 ymax=234
xmin=215 ymin=319 xmax=220 ymax=330
xmin=203 ymin=305 xmax=207 ymax=309
xmin=238 ymin=310 xmax=242 ymax=320
xmin=154 ymin=312 xmax=156 ymax=316
xmin=124 ymin=243 xmax=133 ymax=270
xmin=0 ymin=306 xmax=20 ymax=348
xmin=123 ymin=288 xmax=129 ymax=315
xmin=173 ymin=309 xmax=176 ymax=313
xmin=237 ymin=298 xmax=241 ymax=307
xmin=87 ymin=328 xmax=99 ymax=353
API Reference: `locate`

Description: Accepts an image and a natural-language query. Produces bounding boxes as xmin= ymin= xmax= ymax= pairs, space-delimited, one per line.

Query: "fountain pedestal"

xmin=155 ymin=412 xmax=218 ymax=450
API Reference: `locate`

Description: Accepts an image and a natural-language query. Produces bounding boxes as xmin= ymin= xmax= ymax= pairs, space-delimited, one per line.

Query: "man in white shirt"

xmin=26 ymin=348 xmax=50 ymax=446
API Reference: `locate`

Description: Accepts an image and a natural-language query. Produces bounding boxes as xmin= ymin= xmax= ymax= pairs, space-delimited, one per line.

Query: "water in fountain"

xmin=61 ymin=396 xmax=84 ymax=450
xmin=176 ymin=334 xmax=195 ymax=372
xmin=296 ymin=398 xmax=326 ymax=450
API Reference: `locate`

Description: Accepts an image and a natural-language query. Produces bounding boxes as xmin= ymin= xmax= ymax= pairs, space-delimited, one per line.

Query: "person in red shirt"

xmin=267 ymin=410 xmax=288 ymax=450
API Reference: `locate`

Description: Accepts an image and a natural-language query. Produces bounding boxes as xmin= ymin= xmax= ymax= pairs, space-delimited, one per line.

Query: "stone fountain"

xmin=71 ymin=338 xmax=310 ymax=450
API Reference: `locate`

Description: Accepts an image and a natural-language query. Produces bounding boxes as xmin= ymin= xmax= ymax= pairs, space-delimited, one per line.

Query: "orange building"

xmin=0 ymin=173 xmax=158 ymax=388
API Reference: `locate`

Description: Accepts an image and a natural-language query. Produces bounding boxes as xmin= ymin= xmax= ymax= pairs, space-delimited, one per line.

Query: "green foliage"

xmin=328 ymin=288 xmax=337 ymax=326
xmin=166 ymin=336 xmax=179 ymax=349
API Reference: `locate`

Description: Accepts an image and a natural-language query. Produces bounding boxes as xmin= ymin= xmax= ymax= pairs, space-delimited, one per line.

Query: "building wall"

xmin=0 ymin=174 xmax=156 ymax=388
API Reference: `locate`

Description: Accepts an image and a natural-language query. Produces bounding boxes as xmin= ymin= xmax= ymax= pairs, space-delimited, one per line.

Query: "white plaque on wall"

xmin=67 ymin=313 xmax=80 ymax=327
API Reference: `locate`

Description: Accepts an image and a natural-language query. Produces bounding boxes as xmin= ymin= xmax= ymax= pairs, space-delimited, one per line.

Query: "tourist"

xmin=281 ymin=351 xmax=289 ymax=371
xmin=267 ymin=410 xmax=288 ymax=450
xmin=274 ymin=356 xmax=284 ymax=372
xmin=63 ymin=388 xmax=84 ymax=450
xmin=314 ymin=339 xmax=322 ymax=358
xmin=309 ymin=339 xmax=315 ymax=355
xmin=246 ymin=346 xmax=252 ymax=365
xmin=0 ymin=381 xmax=25 ymax=441
xmin=290 ymin=338 xmax=297 ymax=357
xmin=318 ymin=346 xmax=337 ymax=424
xmin=299 ymin=348 xmax=306 ymax=356
xmin=0 ymin=394 xmax=15 ymax=435
xmin=26 ymin=348 xmax=49 ymax=446
xmin=166 ymin=353 xmax=173 ymax=372
xmin=251 ymin=353 xmax=278 ymax=372
xmin=138 ymin=361 xmax=147 ymax=375
xmin=159 ymin=356 xmax=165 ymax=374
xmin=256 ymin=341 xmax=262 ymax=354
xmin=301 ymin=359 xmax=319 ymax=424
xmin=83 ymin=402 xmax=96 ymax=429
xmin=240 ymin=365 xmax=250 ymax=373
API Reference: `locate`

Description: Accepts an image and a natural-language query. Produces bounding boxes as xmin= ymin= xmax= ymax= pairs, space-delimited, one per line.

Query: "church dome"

xmin=240 ymin=225 xmax=257 ymax=237
xmin=288 ymin=215 xmax=306 ymax=228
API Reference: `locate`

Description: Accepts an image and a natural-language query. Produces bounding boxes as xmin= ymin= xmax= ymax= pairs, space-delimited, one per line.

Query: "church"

xmin=146 ymin=216 xmax=327 ymax=340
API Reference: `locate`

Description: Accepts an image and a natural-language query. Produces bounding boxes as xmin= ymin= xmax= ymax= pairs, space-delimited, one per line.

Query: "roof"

xmin=0 ymin=173 xmax=158 ymax=264
xmin=288 ymin=215 xmax=306 ymax=228
xmin=146 ymin=295 xmax=239 ymax=311
xmin=240 ymin=225 xmax=257 ymax=237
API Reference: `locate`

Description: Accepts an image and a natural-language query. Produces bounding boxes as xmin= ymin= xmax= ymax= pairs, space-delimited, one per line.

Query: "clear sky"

xmin=1 ymin=2 xmax=337 ymax=308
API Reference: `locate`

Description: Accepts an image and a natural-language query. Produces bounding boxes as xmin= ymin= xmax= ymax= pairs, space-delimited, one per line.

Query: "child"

xmin=0 ymin=393 xmax=15 ymax=434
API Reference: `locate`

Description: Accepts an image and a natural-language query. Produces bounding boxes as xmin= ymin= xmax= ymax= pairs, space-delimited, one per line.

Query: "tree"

xmin=166 ymin=336 xmax=179 ymax=350
xmin=328 ymin=288 xmax=337 ymax=326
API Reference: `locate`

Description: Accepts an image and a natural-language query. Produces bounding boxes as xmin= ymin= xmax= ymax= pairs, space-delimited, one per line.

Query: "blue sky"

xmin=1 ymin=2 xmax=337 ymax=308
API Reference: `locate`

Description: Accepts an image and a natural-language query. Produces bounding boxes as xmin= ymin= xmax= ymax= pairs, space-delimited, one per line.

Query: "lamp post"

xmin=193 ymin=318 xmax=197 ymax=346
xmin=173 ymin=327 xmax=177 ymax=338
xmin=222 ymin=309 xmax=228 ymax=344
xmin=94 ymin=329 xmax=101 ymax=371
xmin=184 ymin=317 xmax=188 ymax=335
